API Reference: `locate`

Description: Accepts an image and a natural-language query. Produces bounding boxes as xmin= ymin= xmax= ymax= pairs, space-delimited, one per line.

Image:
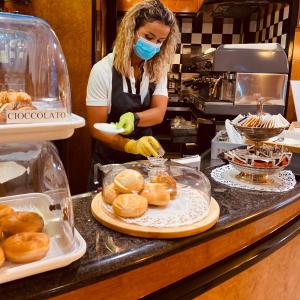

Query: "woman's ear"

xmin=133 ymin=31 xmax=139 ymax=44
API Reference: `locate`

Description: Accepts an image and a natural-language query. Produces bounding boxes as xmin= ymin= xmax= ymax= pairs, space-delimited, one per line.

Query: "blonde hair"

xmin=114 ymin=0 xmax=179 ymax=83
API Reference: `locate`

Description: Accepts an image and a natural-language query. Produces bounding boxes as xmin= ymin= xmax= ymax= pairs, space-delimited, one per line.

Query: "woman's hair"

xmin=114 ymin=0 xmax=179 ymax=83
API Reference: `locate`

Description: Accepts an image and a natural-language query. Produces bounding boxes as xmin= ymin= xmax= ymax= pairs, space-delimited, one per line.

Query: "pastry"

xmin=0 ymin=204 xmax=14 ymax=219
xmin=114 ymin=169 xmax=144 ymax=193
xmin=1 ymin=211 xmax=44 ymax=236
xmin=3 ymin=232 xmax=49 ymax=263
xmin=151 ymin=172 xmax=177 ymax=199
xmin=0 ymin=91 xmax=8 ymax=106
xmin=16 ymin=92 xmax=32 ymax=106
xmin=113 ymin=194 xmax=148 ymax=218
xmin=0 ymin=246 xmax=4 ymax=267
xmin=102 ymin=183 xmax=119 ymax=204
xmin=140 ymin=183 xmax=170 ymax=206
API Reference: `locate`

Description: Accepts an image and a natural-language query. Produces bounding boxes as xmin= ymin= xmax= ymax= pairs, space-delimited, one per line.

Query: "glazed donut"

xmin=2 ymin=211 xmax=44 ymax=236
xmin=3 ymin=232 xmax=49 ymax=263
xmin=0 ymin=246 xmax=4 ymax=267
xmin=0 ymin=204 xmax=14 ymax=219
xmin=114 ymin=169 xmax=144 ymax=194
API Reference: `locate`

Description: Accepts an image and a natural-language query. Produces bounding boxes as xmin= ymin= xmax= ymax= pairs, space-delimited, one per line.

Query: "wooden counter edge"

xmin=52 ymin=199 xmax=300 ymax=300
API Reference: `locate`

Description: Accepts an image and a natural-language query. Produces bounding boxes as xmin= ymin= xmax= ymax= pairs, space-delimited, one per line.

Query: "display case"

xmin=0 ymin=142 xmax=86 ymax=283
xmin=91 ymin=159 xmax=219 ymax=239
xmin=0 ymin=13 xmax=85 ymax=143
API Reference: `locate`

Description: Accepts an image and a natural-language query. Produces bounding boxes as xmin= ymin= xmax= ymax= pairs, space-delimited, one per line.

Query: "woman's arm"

xmin=87 ymin=106 xmax=130 ymax=152
xmin=135 ymin=95 xmax=168 ymax=127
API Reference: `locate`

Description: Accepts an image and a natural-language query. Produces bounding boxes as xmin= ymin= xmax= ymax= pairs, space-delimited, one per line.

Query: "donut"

xmin=140 ymin=183 xmax=170 ymax=206
xmin=151 ymin=172 xmax=177 ymax=199
xmin=114 ymin=169 xmax=144 ymax=194
xmin=0 ymin=246 xmax=4 ymax=267
xmin=3 ymin=232 xmax=49 ymax=263
xmin=102 ymin=183 xmax=119 ymax=204
xmin=1 ymin=211 xmax=44 ymax=236
xmin=0 ymin=204 xmax=14 ymax=219
xmin=113 ymin=194 xmax=148 ymax=218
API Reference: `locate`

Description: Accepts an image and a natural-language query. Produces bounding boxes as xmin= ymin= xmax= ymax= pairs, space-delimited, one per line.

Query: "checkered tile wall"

xmin=252 ymin=4 xmax=289 ymax=49
xmin=171 ymin=13 xmax=243 ymax=73
xmin=171 ymin=5 xmax=290 ymax=75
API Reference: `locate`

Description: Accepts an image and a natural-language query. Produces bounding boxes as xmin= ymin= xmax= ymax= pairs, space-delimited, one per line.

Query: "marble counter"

xmin=0 ymin=162 xmax=300 ymax=299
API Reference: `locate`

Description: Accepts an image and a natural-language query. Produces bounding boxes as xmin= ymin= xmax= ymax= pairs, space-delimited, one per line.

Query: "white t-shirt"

xmin=86 ymin=52 xmax=168 ymax=113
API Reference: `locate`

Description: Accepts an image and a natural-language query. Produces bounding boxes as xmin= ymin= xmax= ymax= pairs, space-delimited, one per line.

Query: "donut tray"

xmin=0 ymin=193 xmax=86 ymax=284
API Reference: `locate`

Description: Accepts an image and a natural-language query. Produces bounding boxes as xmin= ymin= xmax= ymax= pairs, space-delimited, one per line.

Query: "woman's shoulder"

xmin=92 ymin=52 xmax=114 ymax=74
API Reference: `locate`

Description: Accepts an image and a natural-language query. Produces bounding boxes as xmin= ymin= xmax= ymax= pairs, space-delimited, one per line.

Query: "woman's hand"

xmin=124 ymin=136 xmax=160 ymax=157
xmin=116 ymin=112 xmax=135 ymax=135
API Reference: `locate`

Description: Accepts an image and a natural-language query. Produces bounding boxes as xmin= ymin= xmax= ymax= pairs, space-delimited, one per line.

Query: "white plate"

xmin=0 ymin=193 xmax=87 ymax=284
xmin=0 ymin=113 xmax=85 ymax=144
xmin=94 ymin=123 xmax=125 ymax=134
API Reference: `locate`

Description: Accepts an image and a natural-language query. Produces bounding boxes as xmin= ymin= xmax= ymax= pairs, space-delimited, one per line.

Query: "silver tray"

xmin=229 ymin=161 xmax=289 ymax=184
xmin=231 ymin=123 xmax=288 ymax=142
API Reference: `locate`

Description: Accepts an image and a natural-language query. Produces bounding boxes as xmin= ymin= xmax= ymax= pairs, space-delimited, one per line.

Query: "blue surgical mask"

xmin=133 ymin=35 xmax=161 ymax=61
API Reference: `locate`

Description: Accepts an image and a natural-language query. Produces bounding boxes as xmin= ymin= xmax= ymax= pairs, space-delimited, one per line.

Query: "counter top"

xmin=1 ymin=161 xmax=300 ymax=299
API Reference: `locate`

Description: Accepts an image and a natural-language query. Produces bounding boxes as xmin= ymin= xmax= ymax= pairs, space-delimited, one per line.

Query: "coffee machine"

xmin=183 ymin=43 xmax=289 ymax=116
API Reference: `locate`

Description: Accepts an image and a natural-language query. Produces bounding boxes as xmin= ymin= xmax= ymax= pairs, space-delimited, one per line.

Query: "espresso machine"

xmin=183 ymin=43 xmax=289 ymax=116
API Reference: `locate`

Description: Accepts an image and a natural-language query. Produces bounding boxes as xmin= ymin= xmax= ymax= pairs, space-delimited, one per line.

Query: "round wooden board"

xmin=91 ymin=193 xmax=220 ymax=239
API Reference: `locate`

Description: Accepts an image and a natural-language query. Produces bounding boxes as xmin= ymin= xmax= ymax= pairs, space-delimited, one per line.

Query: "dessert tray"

xmin=227 ymin=109 xmax=293 ymax=185
xmin=231 ymin=113 xmax=289 ymax=142
xmin=211 ymin=164 xmax=296 ymax=192
xmin=0 ymin=193 xmax=86 ymax=284
xmin=221 ymin=144 xmax=292 ymax=184
xmin=91 ymin=192 xmax=219 ymax=239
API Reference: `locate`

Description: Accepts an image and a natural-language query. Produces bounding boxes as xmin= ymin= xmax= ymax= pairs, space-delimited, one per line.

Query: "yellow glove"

xmin=116 ymin=112 xmax=135 ymax=135
xmin=124 ymin=136 xmax=160 ymax=157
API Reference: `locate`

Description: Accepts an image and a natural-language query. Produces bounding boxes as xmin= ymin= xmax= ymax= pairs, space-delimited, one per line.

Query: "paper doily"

xmin=102 ymin=187 xmax=210 ymax=228
xmin=211 ymin=164 xmax=296 ymax=192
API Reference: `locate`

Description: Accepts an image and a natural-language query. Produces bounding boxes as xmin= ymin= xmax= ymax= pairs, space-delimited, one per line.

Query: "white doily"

xmin=211 ymin=164 xmax=296 ymax=192
xmin=102 ymin=187 xmax=210 ymax=228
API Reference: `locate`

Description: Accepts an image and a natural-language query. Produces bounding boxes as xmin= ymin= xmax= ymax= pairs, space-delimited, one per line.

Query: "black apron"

xmin=88 ymin=66 xmax=155 ymax=190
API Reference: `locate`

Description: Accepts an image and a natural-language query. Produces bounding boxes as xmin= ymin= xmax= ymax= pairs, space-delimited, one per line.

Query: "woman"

xmin=86 ymin=0 xmax=179 ymax=188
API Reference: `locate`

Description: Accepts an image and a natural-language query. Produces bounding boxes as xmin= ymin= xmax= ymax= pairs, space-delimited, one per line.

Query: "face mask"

xmin=133 ymin=35 xmax=161 ymax=61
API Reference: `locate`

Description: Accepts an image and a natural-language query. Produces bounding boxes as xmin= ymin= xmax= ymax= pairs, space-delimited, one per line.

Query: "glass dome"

xmin=0 ymin=13 xmax=71 ymax=124
xmin=0 ymin=141 xmax=74 ymax=249
xmin=101 ymin=159 xmax=211 ymax=225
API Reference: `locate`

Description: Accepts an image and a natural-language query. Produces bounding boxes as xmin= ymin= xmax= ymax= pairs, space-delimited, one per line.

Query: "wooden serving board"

xmin=91 ymin=193 xmax=220 ymax=239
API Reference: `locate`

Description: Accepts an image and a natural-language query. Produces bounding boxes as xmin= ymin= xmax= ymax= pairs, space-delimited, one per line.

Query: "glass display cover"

xmin=0 ymin=142 xmax=74 ymax=249
xmin=102 ymin=159 xmax=211 ymax=209
xmin=0 ymin=13 xmax=71 ymax=124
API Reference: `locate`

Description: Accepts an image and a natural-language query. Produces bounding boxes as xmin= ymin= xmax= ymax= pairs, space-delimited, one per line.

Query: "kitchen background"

xmin=95 ymin=2 xmax=292 ymax=98
xmin=1 ymin=0 xmax=299 ymax=194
